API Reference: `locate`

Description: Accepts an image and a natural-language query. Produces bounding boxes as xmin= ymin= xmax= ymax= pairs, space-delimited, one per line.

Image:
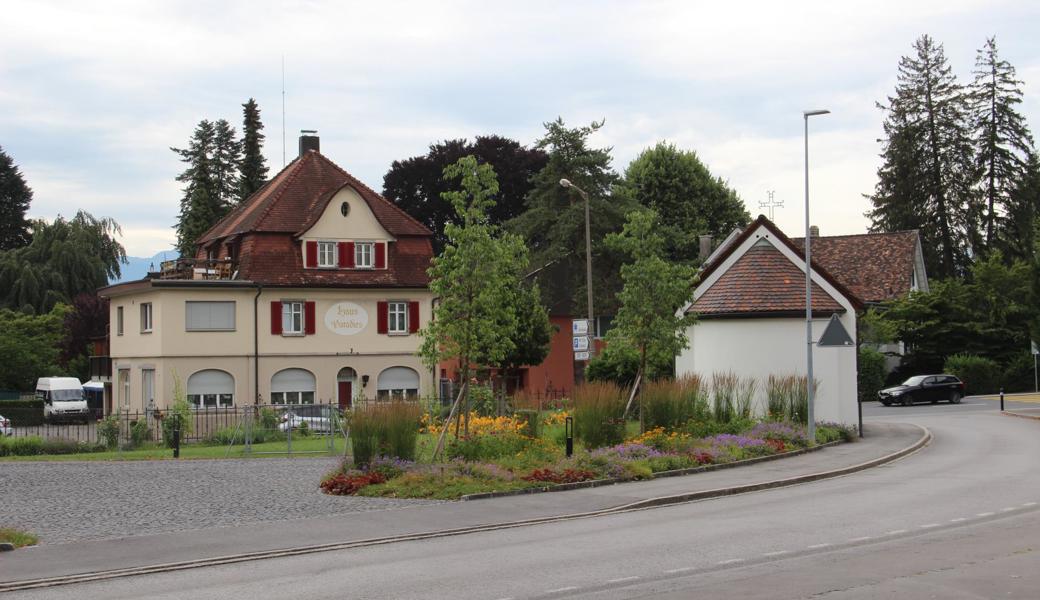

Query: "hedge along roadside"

xmin=0 ymin=399 xmax=44 ymax=426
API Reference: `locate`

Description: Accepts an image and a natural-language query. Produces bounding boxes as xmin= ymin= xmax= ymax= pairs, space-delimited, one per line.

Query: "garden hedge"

xmin=0 ymin=399 xmax=44 ymax=426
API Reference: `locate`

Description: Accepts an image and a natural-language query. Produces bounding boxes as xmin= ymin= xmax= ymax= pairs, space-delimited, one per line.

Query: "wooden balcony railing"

xmin=157 ymin=258 xmax=236 ymax=280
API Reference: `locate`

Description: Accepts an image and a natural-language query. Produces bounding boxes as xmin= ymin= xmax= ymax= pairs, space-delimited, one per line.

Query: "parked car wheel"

xmin=902 ymin=395 xmax=914 ymax=407
xmin=949 ymin=391 xmax=962 ymax=404
xmin=880 ymin=400 xmax=891 ymax=406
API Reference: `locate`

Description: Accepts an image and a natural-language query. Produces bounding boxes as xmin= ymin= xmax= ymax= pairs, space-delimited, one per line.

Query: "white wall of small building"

xmin=676 ymin=316 xmax=858 ymax=425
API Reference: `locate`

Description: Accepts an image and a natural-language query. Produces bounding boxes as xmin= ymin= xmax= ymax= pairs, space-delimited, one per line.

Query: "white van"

xmin=37 ymin=377 xmax=90 ymax=423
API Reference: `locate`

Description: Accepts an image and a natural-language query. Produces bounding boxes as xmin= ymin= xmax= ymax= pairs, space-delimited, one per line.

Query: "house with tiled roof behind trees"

xmin=96 ymin=133 xmax=435 ymax=415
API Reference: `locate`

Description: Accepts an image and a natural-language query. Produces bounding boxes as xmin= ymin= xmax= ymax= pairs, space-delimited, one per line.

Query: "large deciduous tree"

xmin=867 ymin=34 xmax=975 ymax=279
xmin=0 ymin=211 xmax=125 ymax=314
xmin=383 ymin=135 xmax=546 ymax=253
xmin=0 ymin=305 xmax=69 ymax=391
xmin=598 ymin=209 xmax=698 ymax=399
xmin=508 ymin=118 xmax=634 ymax=316
xmin=615 ymin=142 xmax=750 ymax=265
xmin=0 ymin=145 xmax=32 ymax=251
xmin=419 ymin=156 xmax=533 ymax=437
xmin=970 ymin=36 xmax=1036 ymax=260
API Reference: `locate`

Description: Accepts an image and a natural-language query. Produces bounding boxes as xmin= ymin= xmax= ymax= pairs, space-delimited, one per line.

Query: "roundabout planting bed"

xmin=321 ymin=378 xmax=856 ymax=500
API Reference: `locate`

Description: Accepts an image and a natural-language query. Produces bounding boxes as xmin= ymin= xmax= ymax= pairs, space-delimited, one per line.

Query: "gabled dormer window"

xmin=355 ymin=242 xmax=373 ymax=268
xmin=317 ymin=241 xmax=336 ymax=268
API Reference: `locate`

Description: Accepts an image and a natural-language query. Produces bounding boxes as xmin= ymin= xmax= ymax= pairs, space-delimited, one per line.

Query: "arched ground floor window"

xmin=376 ymin=366 xmax=419 ymax=401
xmin=187 ymin=369 xmax=234 ymax=408
xmin=271 ymin=368 xmax=316 ymax=404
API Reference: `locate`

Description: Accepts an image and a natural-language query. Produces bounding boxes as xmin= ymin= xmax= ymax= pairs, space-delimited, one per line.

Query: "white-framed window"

xmin=282 ymin=301 xmax=304 ymax=335
xmin=388 ymin=301 xmax=407 ymax=334
xmin=140 ymin=303 xmax=153 ymax=333
xmin=117 ymin=306 xmax=124 ymax=336
xmin=271 ymin=368 xmax=316 ymax=404
xmin=355 ymin=242 xmax=374 ymax=268
xmin=186 ymin=301 xmax=236 ymax=331
xmin=376 ymin=366 xmax=419 ymax=401
xmin=142 ymin=369 xmax=155 ymax=408
xmin=317 ymin=241 xmax=337 ymax=268
xmin=187 ymin=369 xmax=235 ymax=409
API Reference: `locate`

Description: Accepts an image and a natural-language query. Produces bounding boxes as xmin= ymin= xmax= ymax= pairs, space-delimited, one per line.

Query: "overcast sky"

xmin=2 ymin=0 xmax=1039 ymax=257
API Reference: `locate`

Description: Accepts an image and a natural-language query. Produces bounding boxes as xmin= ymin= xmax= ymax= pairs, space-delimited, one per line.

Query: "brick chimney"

xmin=699 ymin=234 xmax=713 ymax=260
xmin=809 ymin=225 xmax=820 ymax=237
xmin=299 ymin=130 xmax=319 ymax=156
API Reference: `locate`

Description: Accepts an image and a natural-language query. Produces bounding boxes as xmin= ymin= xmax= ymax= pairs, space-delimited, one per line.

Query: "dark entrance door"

xmin=338 ymin=381 xmax=353 ymax=410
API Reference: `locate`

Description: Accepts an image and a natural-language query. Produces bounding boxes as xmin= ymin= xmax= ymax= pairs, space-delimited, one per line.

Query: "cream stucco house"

xmin=98 ymin=134 xmax=435 ymax=413
xmin=676 ymin=216 xmax=863 ymax=425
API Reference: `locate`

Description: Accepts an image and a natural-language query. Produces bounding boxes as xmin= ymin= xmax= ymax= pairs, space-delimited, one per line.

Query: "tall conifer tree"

xmin=867 ymin=35 xmax=975 ymax=279
xmin=0 ymin=145 xmax=33 ymax=251
xmin=970 ymin=36 xmax=1035 ymax=259
xmin=212 ymin=119 xmax=241 ymax=212
xmin=172 ymin=120 xmax=221 ymax=256
xmin=238 ymin=98 xmax=269 ymax=203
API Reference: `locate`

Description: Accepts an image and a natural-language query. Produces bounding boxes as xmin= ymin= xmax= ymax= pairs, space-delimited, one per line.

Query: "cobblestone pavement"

xmin=0 ymin=457 xmax=444 ymax=545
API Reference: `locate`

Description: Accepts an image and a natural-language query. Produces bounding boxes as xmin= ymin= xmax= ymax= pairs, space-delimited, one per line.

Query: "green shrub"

xmin=128 ymin=419 xmax=151 ymax=448
xmin=858 ymin=347 xmax=887 ymax=402
xmin=514 ymin=409 xmax=540 ymax=439
xmin=40 ymin=438 xmax=86 ymax=455
xmin=0 ymin=399 xmax=45 ymax=426
xmin=1001 ymin=351 xmax=1035 ymax=393
xmin=0 ymin=435 xmax=43 ymax=456
xmin=468 ymin=385 xmax=497 ymax=416
xmin=446 ymin=431 xmax=529 ymax=462
xmin=681 ymin=416 xmax=757 ymax=438
xmin=573 ymin=382 xmax=626 ymax=449
xmin=161 ymin=376 xmax=194 ymax=447
xmin=944 ymin=354 xmax=1001 ymax=395
xmin=97 ymin=413 xmax=120 ymax=449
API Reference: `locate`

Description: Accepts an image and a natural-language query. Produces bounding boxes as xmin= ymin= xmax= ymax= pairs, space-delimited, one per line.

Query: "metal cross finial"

xmin=760 ymin=190 xmax=784 ymax=220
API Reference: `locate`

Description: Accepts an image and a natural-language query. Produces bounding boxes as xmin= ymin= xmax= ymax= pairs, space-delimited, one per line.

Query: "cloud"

xmin=2 ymin=0 xmax=1039 ymax=256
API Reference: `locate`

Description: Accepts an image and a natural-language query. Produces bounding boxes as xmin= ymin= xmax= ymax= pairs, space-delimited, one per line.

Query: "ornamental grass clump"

xmin=572 ymin=382 xmax=627 ymax=449
xmin=766 ymin=375 xmax=798 ymax=421
xmin=711 ymin=372 xmax=738 ymax=423
xmin=734 ymin=376 xmax=757 ymax=419
xmin=350 ymin=401 xmax=421 ymax=467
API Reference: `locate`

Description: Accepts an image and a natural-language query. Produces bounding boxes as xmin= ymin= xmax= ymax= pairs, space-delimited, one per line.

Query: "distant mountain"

xmin=114 ymin=250 xmax=179 ymax=283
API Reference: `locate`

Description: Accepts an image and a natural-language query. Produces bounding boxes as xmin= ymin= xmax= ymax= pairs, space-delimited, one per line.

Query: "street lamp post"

xmin=560 ymin=178 xmax=595 ymax=356
xmin=803 ymin=109 xmax=829 ymax=444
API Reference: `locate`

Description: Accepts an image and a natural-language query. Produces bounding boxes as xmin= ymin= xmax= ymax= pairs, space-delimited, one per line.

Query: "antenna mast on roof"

xmin=760 ymin=190 xmax=783 ymax=221
xmin=281 ymin=55 xmax=286 ymax=167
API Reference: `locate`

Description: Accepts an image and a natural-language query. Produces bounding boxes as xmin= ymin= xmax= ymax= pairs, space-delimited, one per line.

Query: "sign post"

xmin=572 ymin=319 xmax=591 ymax=363
xmin=1032 ymin=341 xmax=1038 ymax=393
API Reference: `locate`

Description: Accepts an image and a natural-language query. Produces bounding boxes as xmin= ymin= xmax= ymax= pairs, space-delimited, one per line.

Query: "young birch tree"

xmin=419 ymin=155 xmax=526 ymax=438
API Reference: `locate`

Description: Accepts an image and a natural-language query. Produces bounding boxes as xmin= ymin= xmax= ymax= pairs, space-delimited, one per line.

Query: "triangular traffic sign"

xmin=818 ymin=313 xmax=855 ymax=347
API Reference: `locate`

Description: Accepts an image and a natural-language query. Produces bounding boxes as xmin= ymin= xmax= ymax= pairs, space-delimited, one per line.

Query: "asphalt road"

xmin=9 ymin=400 xmax=1040 ymax=599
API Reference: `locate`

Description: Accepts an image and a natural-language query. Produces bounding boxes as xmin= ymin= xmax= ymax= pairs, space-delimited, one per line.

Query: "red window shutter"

xmin=270 ymin=301 xmax=282 ymax=335
xmin=377 ymin=301 xmax=388 ymax=334
xmin=338 ymin=242 xmax=354 ymax=268
xmin=375 ymin=242 xmax=386 ymax=269
xmin=305 ymin=241 xmax=318 ymax=268
xmin=408 ymin=301 xmax=420 ymax=333
xmin=304 ymin=301 xmax=316 ymax=335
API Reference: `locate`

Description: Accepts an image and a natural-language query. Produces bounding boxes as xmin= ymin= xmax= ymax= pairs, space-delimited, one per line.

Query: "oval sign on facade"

xmin=324 ymin=302 xmax=368 ymax=335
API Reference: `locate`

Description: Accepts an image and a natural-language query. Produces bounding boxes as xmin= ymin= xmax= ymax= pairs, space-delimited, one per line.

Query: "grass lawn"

xmin=0 ymin=528 xmax=38 ymax=548
xmin=0 ymin=436 xmax=347 ymax=462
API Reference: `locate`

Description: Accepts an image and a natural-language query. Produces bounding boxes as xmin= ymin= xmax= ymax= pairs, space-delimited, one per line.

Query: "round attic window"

xmin=340 ymin=201 xmax=350 ymax=217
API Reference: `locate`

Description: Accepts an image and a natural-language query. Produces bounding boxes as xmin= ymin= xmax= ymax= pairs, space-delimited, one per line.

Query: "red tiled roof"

xmin=791 ymin=231 xmax=919 ymax=304
xmin=692 ymin=242 xmax=845 ymax=317
xmin=695 ymin=216 xmax=865 ymax=313
xmin=236 ymin=234 xmax=431 ymax=288
xmin=197 ymin=150 xmax=431 ymax=244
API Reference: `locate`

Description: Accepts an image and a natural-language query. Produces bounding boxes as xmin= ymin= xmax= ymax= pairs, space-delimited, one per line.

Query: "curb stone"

xmin=1001 ymin=410 xmax=1040 ymax=421
xmin=462 ymin=440 xmax=843 ymax=501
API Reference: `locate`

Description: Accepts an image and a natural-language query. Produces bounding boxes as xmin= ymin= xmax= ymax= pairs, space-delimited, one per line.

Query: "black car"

xmin=878 ymin=374 xmax=965 ymax=406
